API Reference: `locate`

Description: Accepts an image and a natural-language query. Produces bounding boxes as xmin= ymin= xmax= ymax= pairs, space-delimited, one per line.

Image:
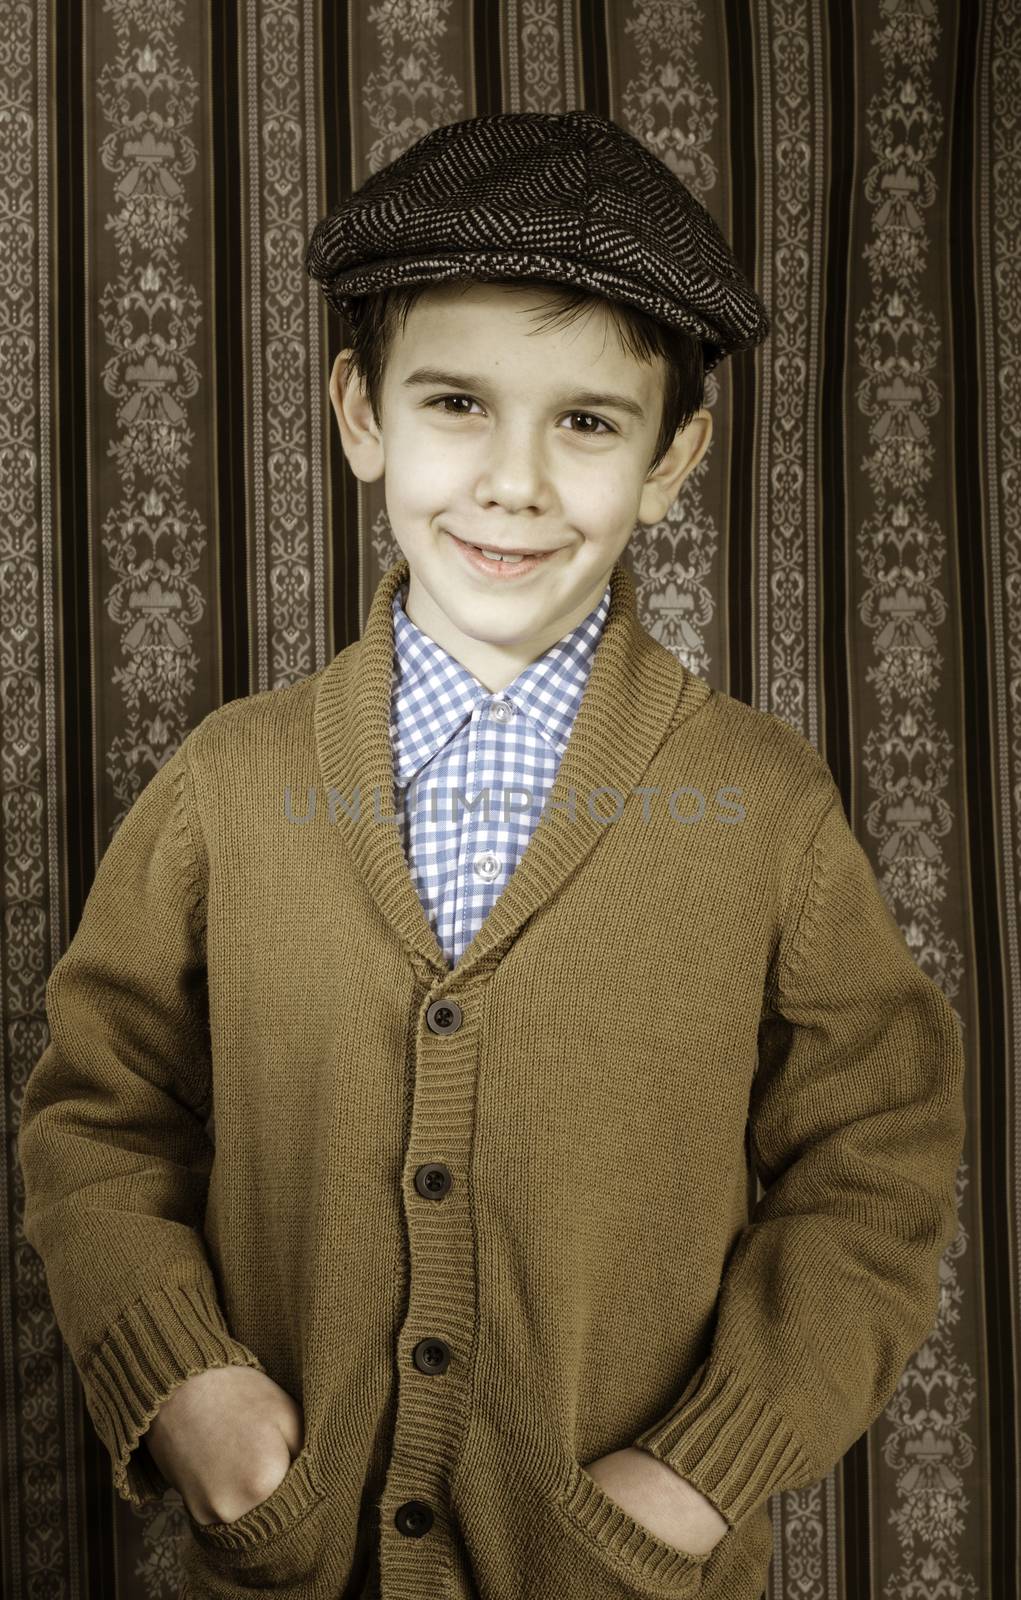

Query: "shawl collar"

xmin=313 ymin=556 xmax=711 ymax=982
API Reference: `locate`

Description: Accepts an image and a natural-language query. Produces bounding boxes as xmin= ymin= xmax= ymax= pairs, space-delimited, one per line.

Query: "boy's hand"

xmin=142 ymin=1365 xmax=304 ymax=1526
xmin=583 ymin=1447 xmax=729 ymax=1556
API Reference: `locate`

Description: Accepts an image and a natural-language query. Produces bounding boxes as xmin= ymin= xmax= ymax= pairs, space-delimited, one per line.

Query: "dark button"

xmin=394 ymin=1500 xmax=433 ymax=1537
xmin=412 ymin=1337 xmax=451 ymax=1375
xmin=414 ymin=1161 xmax=453 ymax=1199
xmin=426 ymin=998 xmax=462 ymax=1034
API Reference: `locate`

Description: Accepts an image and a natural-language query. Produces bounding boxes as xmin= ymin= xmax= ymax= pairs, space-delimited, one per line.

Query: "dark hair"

xmin=337 ymin=277 xmax=705 ymax=477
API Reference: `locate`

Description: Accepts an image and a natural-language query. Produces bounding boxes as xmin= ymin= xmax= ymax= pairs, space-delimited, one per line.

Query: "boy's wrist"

xmin=584 ymin=1445 xmax=729 ymax=1553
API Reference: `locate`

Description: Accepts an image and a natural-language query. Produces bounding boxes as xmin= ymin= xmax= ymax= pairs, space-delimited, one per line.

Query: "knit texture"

xmin=18 ymin=556 xmax=966 ymax=1600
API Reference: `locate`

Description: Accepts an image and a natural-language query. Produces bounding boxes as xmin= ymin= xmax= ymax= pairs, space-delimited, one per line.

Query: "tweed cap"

xmin=305 ymin=109 xmax=770 ymax=373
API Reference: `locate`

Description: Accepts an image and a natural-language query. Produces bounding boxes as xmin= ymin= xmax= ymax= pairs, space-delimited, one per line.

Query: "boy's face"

xmin=329 ymin=282 xmax=712 ymax=694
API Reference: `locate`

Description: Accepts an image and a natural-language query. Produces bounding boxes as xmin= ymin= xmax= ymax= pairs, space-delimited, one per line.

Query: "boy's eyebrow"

xmin=401 ymin=366 xmax=647 ymax=421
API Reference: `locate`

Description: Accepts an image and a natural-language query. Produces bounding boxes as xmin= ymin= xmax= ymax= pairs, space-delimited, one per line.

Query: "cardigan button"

xmin=395 ymin=1500 xmax=433 ymax=1537
xmin=426 ymin=998 xmax=462 ymax=1033
xmin=412 ymin=1336 xmax=451 ymax=1374
xmin=414 ymin=1162 xmax=452 ymax=1198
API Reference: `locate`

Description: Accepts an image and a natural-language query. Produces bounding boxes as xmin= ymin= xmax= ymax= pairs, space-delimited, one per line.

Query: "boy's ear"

xmin=329 ymin=349 xmax=386 ymax=483
xmin=636 ymin=407 xmax=713 ymax=525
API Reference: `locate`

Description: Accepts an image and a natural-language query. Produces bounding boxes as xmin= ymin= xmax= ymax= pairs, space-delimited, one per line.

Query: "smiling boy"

xmin=19 ymin=111 xmax=965 ymax=1600
xmin=329 ymin=275 xmax=711 ymax=699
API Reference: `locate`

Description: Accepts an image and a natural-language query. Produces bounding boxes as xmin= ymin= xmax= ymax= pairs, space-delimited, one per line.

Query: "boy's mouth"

xmin=446 ymin=529 xmax=560 ymax=558
xmin=444 ymin=529 xmax=561 ymax=578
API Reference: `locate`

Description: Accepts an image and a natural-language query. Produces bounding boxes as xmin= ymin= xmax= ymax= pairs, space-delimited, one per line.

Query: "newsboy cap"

xmin=305 ymin=109 xmax=770 ymax=373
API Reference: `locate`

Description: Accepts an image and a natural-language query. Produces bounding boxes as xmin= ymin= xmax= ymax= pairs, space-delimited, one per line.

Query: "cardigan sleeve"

xmin=17 ymin=733 xmax=267 ymax=1508
xmin=630 ymin=773 xmax=967 ymax=1528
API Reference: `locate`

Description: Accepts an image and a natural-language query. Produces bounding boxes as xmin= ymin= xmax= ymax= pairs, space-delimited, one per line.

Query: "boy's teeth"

xmin=479 ymin=547 xmax=524 ymax=563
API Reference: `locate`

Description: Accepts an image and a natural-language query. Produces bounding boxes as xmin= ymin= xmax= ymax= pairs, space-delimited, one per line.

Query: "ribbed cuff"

xmin=630 ymin=1359 xmax=812 ymax=1527
xmin=81 ymin=1272 xmax=267 ymax=1507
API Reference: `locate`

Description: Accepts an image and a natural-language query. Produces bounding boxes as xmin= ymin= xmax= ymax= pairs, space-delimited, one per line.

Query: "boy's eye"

xmin=424 ymin=394 xmax=616 ymax=435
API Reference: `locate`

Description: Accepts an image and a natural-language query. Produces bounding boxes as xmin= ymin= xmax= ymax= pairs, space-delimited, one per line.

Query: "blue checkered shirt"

xmin=389 ymin=576 xmax=612 ymax=966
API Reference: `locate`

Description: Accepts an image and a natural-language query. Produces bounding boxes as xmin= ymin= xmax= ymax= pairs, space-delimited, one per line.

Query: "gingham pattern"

xmin=306 ymin=110 xmax=770 ymax=372
xmin=389 ymin=575 xmax=611 ymax=966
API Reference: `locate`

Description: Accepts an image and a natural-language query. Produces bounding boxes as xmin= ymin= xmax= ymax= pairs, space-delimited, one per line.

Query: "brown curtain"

xmin=6 ymin=2 xmax=1011 ymax=1595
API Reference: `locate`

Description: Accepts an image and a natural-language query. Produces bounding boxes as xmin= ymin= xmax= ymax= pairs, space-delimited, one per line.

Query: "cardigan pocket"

xmin=551 ymin=1455 xmax=722 ymax=1595
xmin=182 ymin=1437 xmax=333 ymax=1580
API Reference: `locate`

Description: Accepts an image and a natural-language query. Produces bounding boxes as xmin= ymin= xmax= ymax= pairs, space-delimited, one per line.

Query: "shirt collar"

xmin=389 ymin=576 xmax=612 ymax=789
xmin=312 ymin=554 xmax=707 ymax=980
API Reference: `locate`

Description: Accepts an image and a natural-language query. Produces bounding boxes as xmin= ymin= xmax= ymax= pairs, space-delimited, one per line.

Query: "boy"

xmin=18 ymin=111 xmax=966 ymax=1600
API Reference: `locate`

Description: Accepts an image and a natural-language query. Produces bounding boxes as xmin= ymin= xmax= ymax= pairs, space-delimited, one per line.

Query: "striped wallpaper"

xmin=5 ymin=1 xmax=1015 ymax=1596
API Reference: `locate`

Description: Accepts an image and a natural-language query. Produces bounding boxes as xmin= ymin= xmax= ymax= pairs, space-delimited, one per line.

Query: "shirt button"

xmin=473 ymin=851 xmax=500 ymax=882
xmin=489 ymin=698 xmax=513 ymax=722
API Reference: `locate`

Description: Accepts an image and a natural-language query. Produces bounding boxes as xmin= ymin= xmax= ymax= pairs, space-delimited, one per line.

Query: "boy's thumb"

xmin=273 ymin=1394 xmax=304 ymax=1460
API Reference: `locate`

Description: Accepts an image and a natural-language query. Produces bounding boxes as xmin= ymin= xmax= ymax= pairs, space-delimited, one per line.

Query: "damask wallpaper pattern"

xmin=3 ymin=0 xmax=1014 ymax=1596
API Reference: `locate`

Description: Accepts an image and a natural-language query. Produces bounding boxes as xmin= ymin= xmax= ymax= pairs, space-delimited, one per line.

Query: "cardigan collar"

xmin=313 ymin=555 xmax=711 ymax=986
